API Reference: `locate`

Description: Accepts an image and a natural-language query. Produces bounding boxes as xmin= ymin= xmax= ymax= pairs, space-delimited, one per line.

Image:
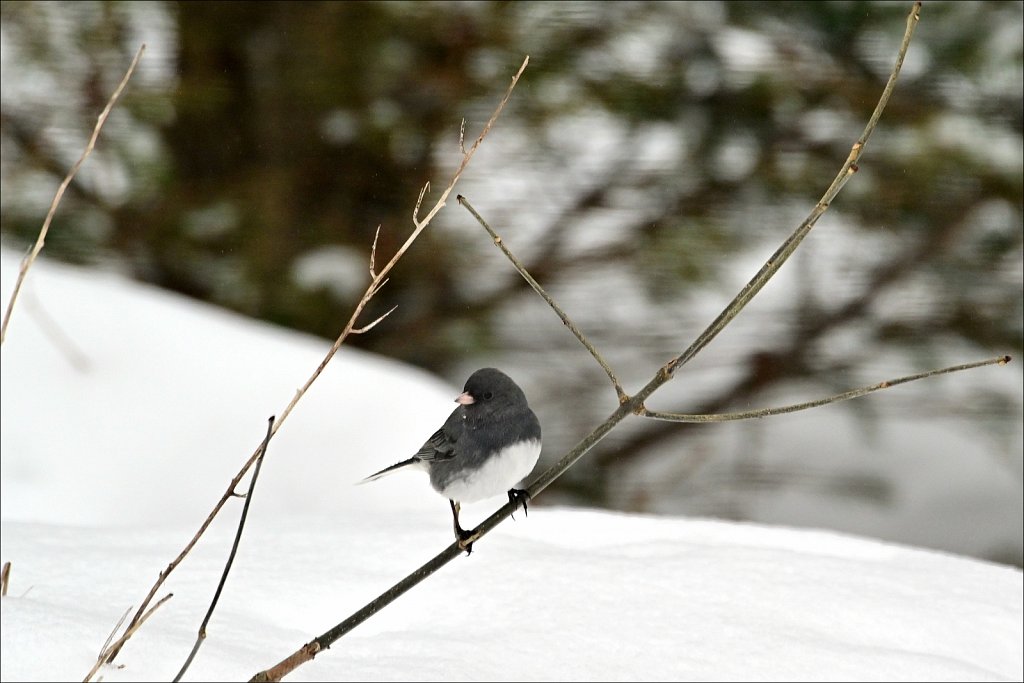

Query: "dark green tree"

xmin=2 ymin=1 xmax=1021 ymax=564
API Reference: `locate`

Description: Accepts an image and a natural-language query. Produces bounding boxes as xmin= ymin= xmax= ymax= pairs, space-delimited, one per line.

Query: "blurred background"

xmin=1 ymin=1 xmax=1021 ymax=566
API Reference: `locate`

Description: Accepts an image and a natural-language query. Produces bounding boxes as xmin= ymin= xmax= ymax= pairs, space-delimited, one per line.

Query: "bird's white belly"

xmin=439 ymin=439 xmax=541 ymax=503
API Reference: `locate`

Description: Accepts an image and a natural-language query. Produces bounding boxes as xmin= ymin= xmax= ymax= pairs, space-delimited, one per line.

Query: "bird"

xmin=361 ymin=367 xmax=541 ymax=552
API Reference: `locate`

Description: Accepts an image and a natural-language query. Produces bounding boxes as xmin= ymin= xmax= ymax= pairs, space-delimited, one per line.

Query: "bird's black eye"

xmin=482 ymin=391 xmax=493 ymax=400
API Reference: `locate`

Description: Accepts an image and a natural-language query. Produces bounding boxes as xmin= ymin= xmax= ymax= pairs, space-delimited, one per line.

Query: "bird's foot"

xmin=450 ymin=499 xmax=473 ymax=555
xmin=455 ymin=526 xmax=475 ymax=555
xmin=507 ymin=488 xmax=532 ymax=520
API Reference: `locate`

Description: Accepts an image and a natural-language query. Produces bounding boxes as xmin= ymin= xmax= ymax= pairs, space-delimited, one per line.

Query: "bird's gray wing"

xmin=413 ymin=408 xmax=462 ymax=461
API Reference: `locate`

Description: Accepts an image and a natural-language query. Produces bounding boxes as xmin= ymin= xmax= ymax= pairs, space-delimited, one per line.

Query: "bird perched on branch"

xmin=362 ymin=367 xmax=541 ymax=552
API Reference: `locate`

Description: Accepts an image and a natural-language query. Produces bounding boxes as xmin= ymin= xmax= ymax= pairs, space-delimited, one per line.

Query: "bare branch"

xmin=458 ymin=194 xmax=627 ymax=402
xmin=172 ymin=417 xmax=275 ymax=683
xmin=351 ymin=305 xmax=398 ymax=335
xmin=103 ymin=432 xmax=264 ymax=664
xmin=530 ymin=2 xmax=923 ymax=500
xmin=598 ymin=199 xmax=984 ymax=469
xmin=409 ymin=55 xmax=529 ymax=237
xmin=247 ymin=11 xmax=938 ymax=680
xmin=368 ymin=277 xmax=389 ymax=300
xmin=250 ymin=641 xmax=322 ymax=683
xmin=104 ymin=55 xmax=530 ymax=667
xmin=98 ymin=606 xmax=133 ymax=661
xmin=369 ymin=225 xmax=382 ymax=279
xmin=640 ymin=356 xmax=1012 ymax=422
xmin=413 ymin=181 xmax=431 ymax=226
xmin=1 ymin=43 xmax=146 ymax=345
xmin=263 ymin=55 xmax=528 ymax=435
xmin=661 ymin=1 xmax=920 ymax=379
xmin=83 ymin=593 xmax=172 ymax=683
xmin=250 ymin=544 xmax=466 ymax=682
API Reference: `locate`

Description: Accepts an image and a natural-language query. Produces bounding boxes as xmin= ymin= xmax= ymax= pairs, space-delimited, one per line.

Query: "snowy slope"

xmin=1 ymin=245 xmax=1021 ymax=682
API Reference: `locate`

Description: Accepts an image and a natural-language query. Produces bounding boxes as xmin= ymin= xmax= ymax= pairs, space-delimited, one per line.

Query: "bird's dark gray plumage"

xmin=361 ymin=367 xmax=541 ymax=551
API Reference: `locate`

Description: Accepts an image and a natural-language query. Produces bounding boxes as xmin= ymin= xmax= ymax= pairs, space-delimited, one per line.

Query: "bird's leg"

xmin=449 ymin=499 xmax=474 ymax=554
xmin=507 ymin=488 xmax=531 ymax=520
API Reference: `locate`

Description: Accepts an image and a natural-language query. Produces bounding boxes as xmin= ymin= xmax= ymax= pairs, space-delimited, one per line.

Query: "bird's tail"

xmin=358 ymin=457 xmax=420 ymax=485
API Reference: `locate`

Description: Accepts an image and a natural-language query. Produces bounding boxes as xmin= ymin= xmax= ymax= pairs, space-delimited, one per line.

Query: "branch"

xmin=531 ymin=0 xmax=917 ymax=483
xmin=172 ymin=416 xmax=275 ymax=683
xmin=1 ymin=43 xmax=146 ymax=345
xmin=411 ymin=56 xmax=528 ymax=231
xmin=250 ymin=543 xmax=466 ymax=682
xmin=457 ymin=194 xmax=627 ymax=402
xmin=660 ymin=1 xmax=921 ymax=378
xmin=249 ymin=10 xmax=936 ymax=679
xmin=269 ymin=55 xmax=528 ymax=440
xmin=82 ymin=593 xmax=172 ymax=683
xmin=102 ymin=55 xmax=529 ymax=666
xmin=102 ymin=419 xmax=272 ymax=665
xmin=639 ymin=356 xmax=1012 ymax=422
xmin=596 ymin=196 xmax=979 ymax=469
xmin=368 ymin=225 xmax=382 ymax=279
xmin=351 ymin=305 xmax=398 ymax=335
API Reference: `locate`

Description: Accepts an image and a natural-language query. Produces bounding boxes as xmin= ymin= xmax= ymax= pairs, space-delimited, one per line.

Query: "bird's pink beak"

xmin=455 ymin=391 xmax=475 ymax=405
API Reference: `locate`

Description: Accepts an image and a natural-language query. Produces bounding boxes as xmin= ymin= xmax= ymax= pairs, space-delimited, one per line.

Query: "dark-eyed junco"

xmin=362 ymin=367 xmax=541 ymax=551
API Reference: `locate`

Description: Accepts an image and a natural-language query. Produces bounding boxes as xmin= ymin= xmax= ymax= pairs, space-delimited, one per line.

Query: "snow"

xmin=2 ymin=245 xmax=1022 ymax=682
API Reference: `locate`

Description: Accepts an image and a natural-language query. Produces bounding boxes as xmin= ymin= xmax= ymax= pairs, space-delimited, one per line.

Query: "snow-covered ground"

xmin=2 ymin=245 xmax=1022 ymax=681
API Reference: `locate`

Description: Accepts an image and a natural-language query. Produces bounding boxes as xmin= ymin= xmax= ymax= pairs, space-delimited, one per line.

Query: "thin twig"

xmin=660 ymin=1 xmax=921 ymax=379
xmin=1 ymin=561 xmax=10 ymax=597
xmin=250 ymin=543 xmax=466 ymax=682
xmin=458 ymin=194 xmax=626 ymax=401
xmin=351 ymin=305 xmax=398 ymax=334
xmin=104 ymin=56 xmax=529 ymax=667
xmin=250 ymin=355 xmax=1012 ymax=682
xmin=640 ymin=356 xmax=1012 ymax=422
xmin=273 ymin=55 xmax=527 ymax=441
xmin=1 ymin=43 xmax=146 ymax=345
xmin=369 ymin=226 xmax=382 ymax=279
xmin=249 ymin=8 xmax=949 ymax=680
xmin=529 ymin=0 xmax=922 ymax=499
xmin=98 ymin=606 xmax=133 ymax=661
xmin=82 ymin=593 xmax=172 ymax=683
xmin=103 ymin=441 xmax=261 ymax=664
xmin=368 ymin=277 xmax=389 ymax=300
xmin=413 ymin=181 xmax=430 ymax=225
xmin=173 ymin=417 xmax=275 ymax=683
xmin=411 ymin=57 xmax=528 ymax=236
